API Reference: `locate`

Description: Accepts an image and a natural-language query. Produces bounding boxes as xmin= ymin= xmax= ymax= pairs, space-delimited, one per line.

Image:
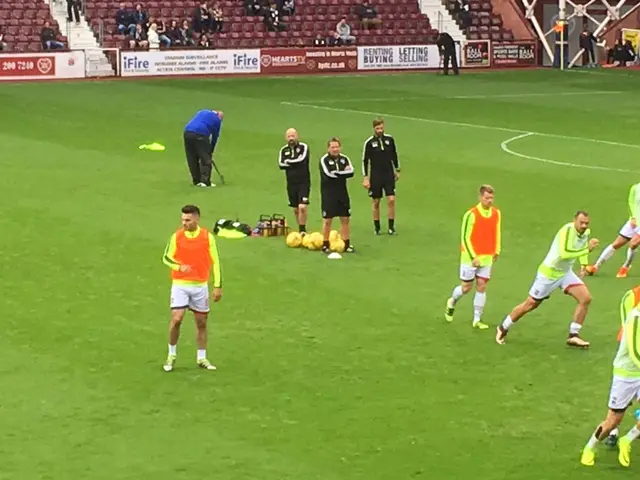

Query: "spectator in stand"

xmin=156 ymin=18 xmax=171 ymax=47
xmin=167 ymin=20 xmax=182 ymax=46
xmin=148 ymin=23 xmax=160 ymax=50
xmin=41 ymin=21 xmax=65 ymax=50
xmin=67 ymin=0 xmax=81 ymax=25
xmin=132 ymin=4 xmax=148 ymax=27
xmin=211 ymin=3 xmax=224 ymax=32
xmin=579 ymin=28 xmax=597 ymax=67
xmin=335 ymin=18 xmax=355 ymax=44
xmin=264 ymin=3 xmax=287 ymax=31
xmin=281 ymin=0 xmax=295 ymax=16
xmin=356 ymin=2 xmax=382 ymax=30
xmin=606 ymin=39 xmax=636 ymax=66
xmin=179 ymin=20 xmax=195 ymax=46
xmin=245 ymin=0 xmax=264 ymax=16
xmin=116 ymin=3 xmax=136 ymax=35
xmin=313 ymin=33 xmax=327 ymax=46
xmin=193 ymin=3 xmax=213 ymax=34
xmin=198 ymin=34 xmax=211 ymax=48
xmin=129 ymin=23 xmax=149 ymax=49
xmin=0 ymin=31 xmax=7 ymax=51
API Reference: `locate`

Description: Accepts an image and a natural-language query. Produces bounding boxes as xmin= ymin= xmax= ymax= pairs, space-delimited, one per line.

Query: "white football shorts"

xmin=608 ymin=376 xmax=640 ymax=410
xmin=170 ymin=284 xmax=210 ymax=313
xmin=528 ymin=270 xmax=583 ymax=301
xmin=460 ymin=264 xmax=492 ymax=282
xmin=619 ymin=220 xmax=640 ymax=239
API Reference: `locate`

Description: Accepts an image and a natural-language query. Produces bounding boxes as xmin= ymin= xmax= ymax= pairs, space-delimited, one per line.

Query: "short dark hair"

xmin=575 ymin=210 xmax=589 ymax=218
xmin=373 ymin=118 xmax=384 ymax=127
xmin=182 ymin=204 xmax=201 ymax=216
xmin=327 ymin=137 xmax=341 ymax=146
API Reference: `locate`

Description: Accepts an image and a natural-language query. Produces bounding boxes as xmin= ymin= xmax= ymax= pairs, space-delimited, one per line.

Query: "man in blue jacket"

xmin=183 ymin=109 xmax=223 ymax=187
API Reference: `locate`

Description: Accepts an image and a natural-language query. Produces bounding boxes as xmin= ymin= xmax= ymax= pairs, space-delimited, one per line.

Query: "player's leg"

xmin=496 ymin=274 xmax=551 ymax=344
xmin=190 ymin=286 xmax=216 ymax=370
xmin=339 ymin=198 xmax=354 ymax=252
xmin=563 ymin=272 xmax=591 ymax=347
xmin=619 ymin=233 xmax=640 ymax=278
xmin=297 ymin=183 xmax=310 ymax=234
xmin=321 ymin=212 xmax=333 ymax=253
xmin=183 ymin=133 xmax=202 ymax=186
xmin=165 ymin=285 xmax=189 ymax=371
xmin=581 ymin=377 xmax=638 ymax=466
xmin=587 ymin=227 xmax=631 ymax=274
xmin=194 ymin=136 xmax=214 ymax=187
xmin=369 ymin=183 xmax=383 ymax=234
xmin=472 ymin=271 xmax=491 ymax=329
xmin=385 ymin=178 xmax=396 ymax=235
xmin=445 ymin=265 xmax=475 ymax=322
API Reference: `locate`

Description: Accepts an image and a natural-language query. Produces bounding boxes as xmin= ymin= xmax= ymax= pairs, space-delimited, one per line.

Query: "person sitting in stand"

xmin=313 ymin=33 xmax=327 ymax=46
xmin=264 ymin=3 xmax=287 ymax=31
xmin=198 ymin=33 xmax=211 ymax=48
xmin=355 ymin=1 xmax=382 ymax=30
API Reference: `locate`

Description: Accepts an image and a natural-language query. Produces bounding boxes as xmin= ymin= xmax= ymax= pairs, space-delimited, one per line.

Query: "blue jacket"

xmin=184 ymin=110 xmax=222 ymax=150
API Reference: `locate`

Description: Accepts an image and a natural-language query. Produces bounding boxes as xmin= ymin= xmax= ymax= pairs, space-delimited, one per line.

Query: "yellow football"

xmin=310 ymin=232 xmax=324 ymax=250
xmin=329 ymin=230 xmax=341 ymax=242
xmin=302 ymin=234 xmax=313 ymax=249
xmin=330 ymin=238 xmax=345 ymax=253
xmin=286 ymin=231 xmax=302 ymax=247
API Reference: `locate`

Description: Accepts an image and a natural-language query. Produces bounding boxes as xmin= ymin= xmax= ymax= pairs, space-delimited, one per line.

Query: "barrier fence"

xmin=0 ymin=40 xmax=538 ymax=81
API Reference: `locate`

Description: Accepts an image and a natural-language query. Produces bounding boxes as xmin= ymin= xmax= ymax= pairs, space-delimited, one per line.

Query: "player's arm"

xmin=558 ymin=226 xmax=589 ymax=260
xmin=320 ymin=155 xmax=337 ymax=179
xmin=629 ymin=184 xmax=638 ymax=223
xmin=278 ymin=146 xmax=288 ymax=170
xmin=208 ymin=232 xmax=222 ymax=288
xmin=339 ymin=155 xmax=355 ymax=178
xmin=286 ymin=142 xmax=309 ymax=164
xmin=362 ymin=139 xmax=371 ymax=177
xmin=210 ymin=117 xmax=222 ymax=153
xmin=620 ymin=290 xmax=634 ymax=326
xmin=460 ymin=211 xmax=477 ymax=260
xmin=390 ymin=137 xmax=400 ymax=173
xmin=162 ymin=233 xmax=180 ymax=270
xmin=625 ymin=308 xmax=640 ymax=368
xmin=494 ymin=208 xmax=502 ymax=258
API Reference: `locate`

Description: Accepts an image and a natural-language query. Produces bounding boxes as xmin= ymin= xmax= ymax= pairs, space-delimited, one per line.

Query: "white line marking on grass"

xmin=280 ymin=101 xmax=640 ymax=149
xmin=448 ymin=90 xmax=621 ymax=99
xmin=500 ymin=132 xmax=640 ymax=173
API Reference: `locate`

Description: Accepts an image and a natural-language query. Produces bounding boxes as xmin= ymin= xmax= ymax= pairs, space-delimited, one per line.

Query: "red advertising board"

xmin=260 ymin=47 xmax=357 ymax=74
xmin=462 ymin=40 xmax=491 ymax=68
xmin=0 ymin=55 xmax=57 ymax=77
xmin=492 ymin=41 xmax=537 ymax=66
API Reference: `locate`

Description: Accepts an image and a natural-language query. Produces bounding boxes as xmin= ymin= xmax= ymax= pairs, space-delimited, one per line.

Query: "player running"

xmin=362 ymin=118 xmax=400 ymax=235
xmin=162 ymin=205 xmax=222 ymax=372
xmin=604 ymin=285 xmax=640 ymax=447
xmin=278 ymin=128 xmax=310 ymax=235
xmin=444 ymin=185 xmax=501 ymax=330
xmin=580 ymin=301 xmax=640 ymax=467
xmin=586 ymin=182 xmax=640 ymax=278
xmin=496 ymin=211 xmax=599 ymax=347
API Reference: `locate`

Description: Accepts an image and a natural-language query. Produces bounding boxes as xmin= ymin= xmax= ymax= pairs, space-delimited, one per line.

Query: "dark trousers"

xmin=183 ymin=131 xmax=213 ymax=186
xmin=67 ymin=0 xmax=80 ymax=22
xmin=442 ymin=47 xmax=459 ymax=74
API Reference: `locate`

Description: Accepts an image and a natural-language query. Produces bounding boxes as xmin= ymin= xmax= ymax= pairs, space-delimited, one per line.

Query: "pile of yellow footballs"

xmin=285 ymin=230 xmax=345 ymax=253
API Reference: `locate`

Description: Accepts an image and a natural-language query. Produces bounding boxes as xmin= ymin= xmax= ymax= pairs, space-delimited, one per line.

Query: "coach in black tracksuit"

xmin=278 ymin=128 xmax=310 ymax=234
xmin=362 ymin=118 xmax=400 ymax=235
xmin=437 ymin=31 xmax=459 ymax=75
xmin=320 ymin=137 xmax=355 ymax=253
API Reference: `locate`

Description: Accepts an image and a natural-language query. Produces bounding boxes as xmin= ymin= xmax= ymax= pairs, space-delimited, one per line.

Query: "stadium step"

xmin=48 ymin=0 xmax=115 ymax=77
xmin=419 ymin=0 xmax=465 ymax=42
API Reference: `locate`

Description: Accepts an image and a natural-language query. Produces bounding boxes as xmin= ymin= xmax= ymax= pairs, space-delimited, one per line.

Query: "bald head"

xmin=213 ymin=110 xmax=224 ymax=120
xmin=285 ymin=128 xmax=298 ymax=145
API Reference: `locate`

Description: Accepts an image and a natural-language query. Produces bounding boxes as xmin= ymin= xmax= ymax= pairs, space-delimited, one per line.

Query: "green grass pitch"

xmin=3 ymin=68 xmax=640 ymax=479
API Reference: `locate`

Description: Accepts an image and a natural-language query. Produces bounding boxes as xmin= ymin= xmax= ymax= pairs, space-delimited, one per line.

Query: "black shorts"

xmin=287 ymin=182 xmax=310 ymax=208
xmin=321 ymin=193 xmax=351 ymax=219
xmin=368 ymin=176 xmax=395 ymax=199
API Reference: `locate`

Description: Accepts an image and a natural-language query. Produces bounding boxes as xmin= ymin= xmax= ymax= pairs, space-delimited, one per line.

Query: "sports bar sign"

xmin=492 ymin=41 xmax=537 ymax=66
xmin=260 ymin=47 xmax=357 ymax=74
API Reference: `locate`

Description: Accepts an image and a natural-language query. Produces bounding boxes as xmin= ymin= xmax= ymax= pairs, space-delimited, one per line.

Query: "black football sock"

xmin=389 ymin=218 xmax=395 ymax=230
xmin=374 ymin=220 xmax=380 ymax=231
xmin=344 ymin=239 xmax=350 ymax=249
xmin=322 ymin=240 xmax=330 ymax=249
xmin=299 ymin=224 xmax=306 ymax=233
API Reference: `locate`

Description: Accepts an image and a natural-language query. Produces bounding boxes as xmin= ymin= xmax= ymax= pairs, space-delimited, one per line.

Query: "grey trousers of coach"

xmin=183 ymin=131 xmax=213 ymax=185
